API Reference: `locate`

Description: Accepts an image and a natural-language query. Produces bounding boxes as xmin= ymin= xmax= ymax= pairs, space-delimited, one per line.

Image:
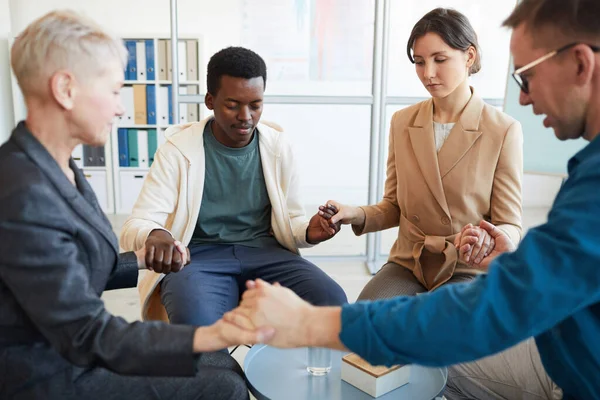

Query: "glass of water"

xmin=307 ymin=347 xmax=332 ymax=376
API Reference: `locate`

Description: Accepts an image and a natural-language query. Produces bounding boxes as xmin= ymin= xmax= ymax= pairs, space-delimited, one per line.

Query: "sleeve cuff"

xmin=339 ymin=301 xmax=410 ymax=367
xmin=294 ymin=221 xmax=314 ymax=248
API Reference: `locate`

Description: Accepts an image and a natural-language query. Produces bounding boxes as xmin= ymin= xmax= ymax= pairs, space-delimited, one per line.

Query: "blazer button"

xmin=411 ymin=215 xmax=420 ymax=223
xmin=441 ymin=216 xmax=451 ymax=225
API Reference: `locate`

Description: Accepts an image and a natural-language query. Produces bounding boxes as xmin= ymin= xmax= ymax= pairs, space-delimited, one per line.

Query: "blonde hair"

xmin=11 ymin=10 xmax=127 ymax=97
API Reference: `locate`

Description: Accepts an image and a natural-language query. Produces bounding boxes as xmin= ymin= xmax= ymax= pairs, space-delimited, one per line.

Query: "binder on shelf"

xmin=97 ymin=146 xmax=106 ymax=167
xmin=167 ymin=84 xmax=173 ymax=124
xmin=166 ymin=40 xmax=172 ymax=81
xmin=148 ymin=129 xmax=158 ymax=166
xmin=158 ymin=39 xmax=168 ymax=80
xmin=127 ymin=129 xmax=139 ymax=167
xmin=157 ymin=85 xmax=170 ymax=126
xmin=119 ymin=86 xmax=135 ymax=126
xmin=186 ymin=40 xmax=198 ymax=81
xmin=133 ymin=84 xmax=148 ymax=125
xmin=117 ymin=128 xmax=129 ymax=167
xmin=187 ymin=85 xmax=199 ymax=122
xmin=145 ymin=39 xmax=155 ymax=80
xmin=137 ymin=130 xmax=149 ymax=168
xmin=83 ymin=145 xmax=95 ymax=167
xmin=178 ymin=86 xmax=187 ymax=123
xmin=178 ymin=40 xmax=187 ymax=81
xmin=135 ymin=41 xmax=147 ymax=81
xmin=125 ymin=40 xmax=137 ymax=80
xmin=146 ymin=85 xmax=156 ymax=125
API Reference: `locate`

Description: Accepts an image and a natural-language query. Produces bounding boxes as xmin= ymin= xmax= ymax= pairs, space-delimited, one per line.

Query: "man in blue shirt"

xmin=225 ymin=1 xmax=600 ymax=399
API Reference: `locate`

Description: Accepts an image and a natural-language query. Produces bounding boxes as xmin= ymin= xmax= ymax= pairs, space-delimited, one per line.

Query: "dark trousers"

xmin=161 ymin=242 xmax=348 ymax=327
xmin=7 ymin=352 xmax=248 ymax=400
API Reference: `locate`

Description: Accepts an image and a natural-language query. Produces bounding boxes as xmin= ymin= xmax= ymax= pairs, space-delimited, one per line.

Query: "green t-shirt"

xmin=190 ymin=121 xmax=276 ymax=247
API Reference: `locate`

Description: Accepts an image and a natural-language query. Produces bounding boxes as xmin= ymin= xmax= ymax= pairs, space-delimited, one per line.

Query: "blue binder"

xmin=146 ymin=85 xmax=156 ymax=125
xmin=145 ymin=40 xmax=155 ymax=81
xmin=167 ymin=84 xmax=173 ymax=124
xmin=125 ymin=40 xmax=137 ymax=80
xmin=117 ymin=128 xmax=129 ymax=167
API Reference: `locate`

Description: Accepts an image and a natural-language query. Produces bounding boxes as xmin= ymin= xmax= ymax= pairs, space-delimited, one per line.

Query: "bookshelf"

xmin=9 ymin=35 xmax=205 ymax=216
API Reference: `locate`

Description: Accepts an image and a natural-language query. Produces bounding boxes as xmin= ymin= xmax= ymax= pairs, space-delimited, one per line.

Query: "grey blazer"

xmin=0 ymin=123 xmax=197 ymax=398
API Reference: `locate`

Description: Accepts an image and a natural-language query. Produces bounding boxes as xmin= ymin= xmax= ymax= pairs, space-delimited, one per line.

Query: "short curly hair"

xmin=207 ymin=46 xmax=267 ymax=95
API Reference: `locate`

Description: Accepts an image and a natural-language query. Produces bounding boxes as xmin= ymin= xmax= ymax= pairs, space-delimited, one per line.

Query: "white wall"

xmin=8 ymin=0 xmax=243 ymax=66
xmin=0 ymin=0 xmax=14 ymax=144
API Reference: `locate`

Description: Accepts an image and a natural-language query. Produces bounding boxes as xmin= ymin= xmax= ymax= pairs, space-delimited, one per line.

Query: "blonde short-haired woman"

xmin=0 ymin=10 xmax=268 ymax=400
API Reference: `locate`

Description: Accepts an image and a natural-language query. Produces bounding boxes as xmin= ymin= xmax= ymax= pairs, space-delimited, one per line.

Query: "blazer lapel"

xmin=407 ymin=100 xmax=450 ymax=216
xmin=12 ymin=123 xmax=119 ymax=254
xmin=437 ymin=91 xmax=484 ymax=178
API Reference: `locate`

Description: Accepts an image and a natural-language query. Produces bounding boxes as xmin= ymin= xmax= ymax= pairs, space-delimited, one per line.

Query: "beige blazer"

xmin=355 ymin=89 xmax=523 ymax=290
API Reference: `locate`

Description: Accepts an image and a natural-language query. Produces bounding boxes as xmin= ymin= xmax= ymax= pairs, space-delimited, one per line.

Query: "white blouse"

xmin=433 ymin=121 xmax=455 ymax=153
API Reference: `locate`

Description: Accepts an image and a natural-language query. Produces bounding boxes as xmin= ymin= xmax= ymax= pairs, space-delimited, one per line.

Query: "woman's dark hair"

xmin=406 ymin=8 xmax=481 ymax=75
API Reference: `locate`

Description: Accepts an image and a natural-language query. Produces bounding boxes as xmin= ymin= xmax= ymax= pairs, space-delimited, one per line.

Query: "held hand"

xmin=456 ymin=223 xmax=495 ymax=267
xmin=324 ymin=200 xmax=365 ymax=226
xmin=475 ymin=220 xmax=516 ymax=269
xmin=306 ymin=203 xmax=342 ymax=244
xmin=224 ymin=279 xmax=313 ymax=348
xmin=456 ymin=221 xmax=516 ymax=269
xmin=143 ymin=229 xmax=190 ymax=274
xmin=192 ymin=318 xmax=275 ymax=353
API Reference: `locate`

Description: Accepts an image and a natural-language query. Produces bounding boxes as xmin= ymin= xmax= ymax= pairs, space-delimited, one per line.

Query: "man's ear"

xmin=205 ymin=92 xmax=214 ymax=110
xmin=50 ymin=70 xmax=77 ymax=110
xmin=574 ymin=44 xmax=595 ymax=87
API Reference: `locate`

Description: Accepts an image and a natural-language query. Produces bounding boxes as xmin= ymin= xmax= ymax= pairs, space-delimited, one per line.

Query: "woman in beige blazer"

xmin=322 ymin=8 xmax=523 ymax=298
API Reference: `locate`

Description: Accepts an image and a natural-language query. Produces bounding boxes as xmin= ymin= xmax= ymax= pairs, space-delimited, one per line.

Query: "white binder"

xmin=136 ymin=41 xmax=147 ymax=81
xmin=178 ymin=41 xmax=187 ymax=82
xmin=137 ymin=130 xmax=149 ymax=168
xmin=119 ymin=86 xmax=135 ymax=126
xmin=157 ymin=86 xmax=170 ymax=126
xmin=178 ymin=86 xmax=187 ymax=123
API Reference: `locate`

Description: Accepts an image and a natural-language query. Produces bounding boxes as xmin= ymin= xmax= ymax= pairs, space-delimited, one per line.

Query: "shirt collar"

xmin=567 ymin=133 xmax=600 ymax=173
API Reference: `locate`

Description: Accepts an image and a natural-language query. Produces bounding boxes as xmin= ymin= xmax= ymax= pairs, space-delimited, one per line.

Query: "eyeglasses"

xmin=512 ymin=43 xmax=600 ymax=94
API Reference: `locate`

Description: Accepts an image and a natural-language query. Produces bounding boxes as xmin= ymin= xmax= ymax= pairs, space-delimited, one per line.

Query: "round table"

xmin=244 ymin=345 xmax=447 ymax=400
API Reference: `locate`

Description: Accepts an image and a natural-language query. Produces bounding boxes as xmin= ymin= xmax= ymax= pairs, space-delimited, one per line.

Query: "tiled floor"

xmin=102 ymin=206 xmax=550 ymax=392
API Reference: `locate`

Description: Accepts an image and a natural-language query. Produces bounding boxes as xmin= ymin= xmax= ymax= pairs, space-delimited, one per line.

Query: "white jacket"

xmin=120 ymin=117 xmax=313 ymax=320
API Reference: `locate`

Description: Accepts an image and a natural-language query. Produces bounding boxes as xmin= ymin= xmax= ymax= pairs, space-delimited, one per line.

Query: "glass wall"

xmin=200 ymin=0 xmax=516 ymax=258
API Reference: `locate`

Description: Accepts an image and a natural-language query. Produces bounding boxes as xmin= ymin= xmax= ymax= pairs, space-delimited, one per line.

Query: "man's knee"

xmin=325 ymin=279 xmax=348 ymax=305
xmin=305 ymin=275 xmax=347 ymax=306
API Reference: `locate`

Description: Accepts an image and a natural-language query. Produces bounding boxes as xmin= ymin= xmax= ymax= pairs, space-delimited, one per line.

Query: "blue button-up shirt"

xmin=340 ymin=135 xmax=600 ymax=400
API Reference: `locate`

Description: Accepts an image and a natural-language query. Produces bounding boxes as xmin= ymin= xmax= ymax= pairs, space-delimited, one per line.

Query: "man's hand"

xmin=455 ymin=223 xmax=495 ymax=268
xmin=224 ymin=280 xmax=315 ymax=348
xmin=306 ymin=203 xmax=342 ymax=244
xmin=141 ymin=229 xmax=190 ymax=273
